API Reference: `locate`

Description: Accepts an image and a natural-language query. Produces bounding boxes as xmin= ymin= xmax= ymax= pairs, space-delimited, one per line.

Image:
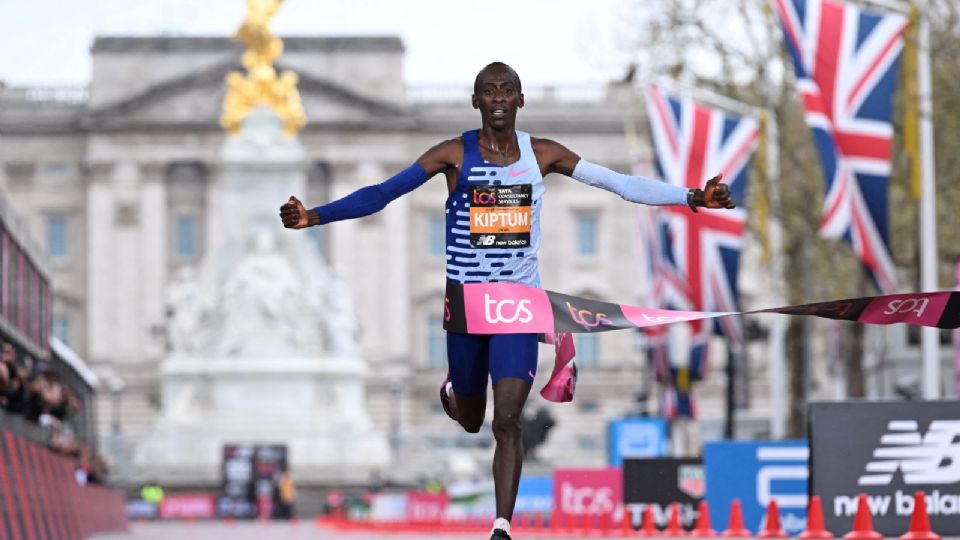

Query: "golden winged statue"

xmin=220 ymin=0 xmax=306 ymax=136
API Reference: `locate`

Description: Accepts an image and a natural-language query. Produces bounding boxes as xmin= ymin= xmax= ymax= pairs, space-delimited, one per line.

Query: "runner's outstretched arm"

xmin=532 ymin=137 xmax=735 ymax=211
xmin=279 ymin=139 xmax=461 ymax=229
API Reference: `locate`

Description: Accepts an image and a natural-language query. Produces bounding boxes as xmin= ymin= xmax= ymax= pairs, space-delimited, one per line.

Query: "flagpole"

xmin=764 ymin=110 xmax=788 ymax=439
xmin=916 ymin=11 xmax=940 ymax=399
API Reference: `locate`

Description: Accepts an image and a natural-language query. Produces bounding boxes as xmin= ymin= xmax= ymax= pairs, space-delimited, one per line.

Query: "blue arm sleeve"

xmin=571 ymin=159 xmax=688 ymax=206
xmin=314 ymin=163 xmax=430 ymax=224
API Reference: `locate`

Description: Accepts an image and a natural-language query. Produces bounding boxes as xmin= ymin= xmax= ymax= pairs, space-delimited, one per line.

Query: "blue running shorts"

xmin=445 ymin=332 xmax=539 ymax=396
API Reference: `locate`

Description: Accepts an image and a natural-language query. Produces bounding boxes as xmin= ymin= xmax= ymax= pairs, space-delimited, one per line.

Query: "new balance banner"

xmin=443 ymin=281 xmax=960 ymax=334
xmin=623 ymin=458 xmax=704 ymax=530
xmin=704 ymin=441 xmax=808 ymax=535
xmin=809 ymin=401 xmax=960 ymax=535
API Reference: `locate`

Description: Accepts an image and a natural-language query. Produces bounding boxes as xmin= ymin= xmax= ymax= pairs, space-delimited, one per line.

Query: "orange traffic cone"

xmin=664 ymin=502 xmax=688 ymax=537
xmin=637 ymin=505 xmax=661 ymax=537
xmin=900 ymin=492 xmax=941 ymax=540
xmin=800 ymin=496 xmax=835 ymax=539
xmin=623 ymin=508 xmax=635 ymax=535
xmin=691 ymin=500 xmax=718 ymax=537
xmin=722 ymin=499 xmax=752 ymax=537
xmin=843 ymin=494 xmax=882 ymax=540
xmin=759 ymin=500 xmax=788 ymax=538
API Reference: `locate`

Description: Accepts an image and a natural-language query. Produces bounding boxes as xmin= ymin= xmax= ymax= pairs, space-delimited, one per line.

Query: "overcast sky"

xmin=0 ymin=0 xmax=633 ymax=88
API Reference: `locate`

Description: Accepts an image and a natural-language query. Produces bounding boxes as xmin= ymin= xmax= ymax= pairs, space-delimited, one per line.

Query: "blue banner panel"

xmin=704 ymin=440 xmax=808 ymax=535
xmin=608 ymin=418 xmax=668 ymax=466
xmin=514 ymin=476 xmax=553 ymax=516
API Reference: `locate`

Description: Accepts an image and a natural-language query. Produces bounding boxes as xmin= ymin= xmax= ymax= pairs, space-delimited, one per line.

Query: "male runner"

xmin=280 ymin=62 xmax=734 ymax=540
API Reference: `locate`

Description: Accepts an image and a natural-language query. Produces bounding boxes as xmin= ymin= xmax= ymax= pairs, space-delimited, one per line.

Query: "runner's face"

xmin=472 ymin=68 xmax=523 ymax=130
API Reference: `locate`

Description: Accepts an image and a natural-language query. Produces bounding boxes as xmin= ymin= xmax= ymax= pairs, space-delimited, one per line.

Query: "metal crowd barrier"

xmin=0 ymin=423 xmax=127 ymax=539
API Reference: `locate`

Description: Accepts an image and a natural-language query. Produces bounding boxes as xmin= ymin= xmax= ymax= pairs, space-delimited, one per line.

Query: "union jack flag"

xmin=641 ymin=86 xmax=759 ymax=418
xmin=772 ymin=0 xmax=907 ymax=293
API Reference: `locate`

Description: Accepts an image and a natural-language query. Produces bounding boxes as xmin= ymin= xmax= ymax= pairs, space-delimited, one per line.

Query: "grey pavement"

xmin=87 ymin=521 xmax=671 ymax=539
xmin=88 ymin=522 xmax=956 ymax=540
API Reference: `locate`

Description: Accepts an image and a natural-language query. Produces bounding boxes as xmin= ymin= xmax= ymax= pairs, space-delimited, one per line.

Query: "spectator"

xmin=0 ymin=340 xmax=110 ymax=484
xmin=1 ymin=342 xmax=24 ymax=413
xmin=141 ymin=481 xmax=165 ymax=506
xmin=273 ymin=470 xmax=296 ymax=519
xmin=0 ymin=342 xmax=12 ymax=408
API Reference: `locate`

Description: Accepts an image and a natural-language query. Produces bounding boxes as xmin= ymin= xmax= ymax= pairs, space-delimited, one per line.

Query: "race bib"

xmin=469 ymin=184 xmax=532 ymax=248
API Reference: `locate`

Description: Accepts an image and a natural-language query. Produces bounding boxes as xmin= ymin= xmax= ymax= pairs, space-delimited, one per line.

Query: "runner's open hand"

xmin=280 ymin=196 xmax=310 ymax=229
xmin=702 ymin=174 xmax=735 ymax=209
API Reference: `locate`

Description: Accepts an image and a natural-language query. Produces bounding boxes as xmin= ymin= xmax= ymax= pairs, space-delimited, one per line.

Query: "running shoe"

xmin=439 ymin=376 xmax=456 ymax=421
xmin=490 ymin=529 xmax=512 ymax=540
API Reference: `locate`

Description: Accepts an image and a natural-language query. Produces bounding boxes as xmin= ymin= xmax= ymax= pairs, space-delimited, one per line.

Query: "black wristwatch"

xmin=686 ymin=188 xmax=702 ymax=213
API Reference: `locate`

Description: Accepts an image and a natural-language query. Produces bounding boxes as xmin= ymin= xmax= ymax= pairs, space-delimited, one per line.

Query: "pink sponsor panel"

xmin=462 ymin=282 xmax=554 ymax=334
xmin=159 ymin=494 xmax=216 ymax=519
xmin=553 ymin=467 xmax=623 ymax=524
xmin=620 ymin=304 xmax=729 ymax=328
xmin=405 ymin=491 xmax=449 ymax=523
xmin=858 ymin=292 xmax=950 ymax=327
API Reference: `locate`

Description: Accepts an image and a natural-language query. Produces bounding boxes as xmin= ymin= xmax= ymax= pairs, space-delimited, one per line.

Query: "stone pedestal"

xmin=134 ymin=108 xmax=389 ymax=485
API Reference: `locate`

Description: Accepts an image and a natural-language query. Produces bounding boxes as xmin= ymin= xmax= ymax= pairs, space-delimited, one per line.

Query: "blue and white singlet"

xmin=445 ymin=130 xmax=545 ymax=287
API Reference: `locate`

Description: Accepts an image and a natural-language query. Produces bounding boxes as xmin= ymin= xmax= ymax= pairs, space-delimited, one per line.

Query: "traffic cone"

xmin=800 ymin=496 xmax=835 ymax=539
xmin=843 ymin=494 xmax=882 ymax=540
xmin=623 ymin=508 xmax=634 ymax=535
xmin=664 ymin=502 xmax=688 ymax=537
xmin=691 ymin=500 xmax=718 ymax=537
xmin=722 ymin=499 xmax=752 ymax=537
xmin=637 ymin=505 xmax=661 ymax=537
xmin=900 ymin=492 xmax=941 ymax=540
xmin=759 ymin=500 xmax=788 ymax=538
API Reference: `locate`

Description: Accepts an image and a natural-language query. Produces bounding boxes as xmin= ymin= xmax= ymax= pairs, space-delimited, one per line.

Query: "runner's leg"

xmin=489 ymin=333 xmax=538 ymax=521
xmin=446 ymin=332 xmax=490 ymax=432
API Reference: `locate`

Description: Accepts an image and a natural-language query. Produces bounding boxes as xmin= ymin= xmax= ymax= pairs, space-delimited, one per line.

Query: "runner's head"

xmin=472 ymin=62 xmax=524 ymax=130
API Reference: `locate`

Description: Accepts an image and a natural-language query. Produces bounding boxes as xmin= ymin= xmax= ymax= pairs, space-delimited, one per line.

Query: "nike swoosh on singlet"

xmin=510 ymin=168 xmax=531 ymax=178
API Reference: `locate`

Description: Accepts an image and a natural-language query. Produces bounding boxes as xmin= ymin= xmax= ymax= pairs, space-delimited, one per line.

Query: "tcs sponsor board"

xmin=405 ymin=491 xmax=449 ymax=523
xmin=159 ymin=494 xmax=217 ymax=519
xmin=553 ymin=468 xmax=622 ymax=523
xmin=704 ymin=440 xmax=808 ymax=535
xmin=810 ymin=401 xmax=960 ymax=536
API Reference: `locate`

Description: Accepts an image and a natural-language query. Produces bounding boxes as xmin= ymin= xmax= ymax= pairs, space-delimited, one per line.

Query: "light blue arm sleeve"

xmin=571 ymin=159 xmax=688 ymax=206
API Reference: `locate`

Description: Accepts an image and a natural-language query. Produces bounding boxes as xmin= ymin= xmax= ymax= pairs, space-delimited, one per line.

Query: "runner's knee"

xmin=460 ymin=417 xmax=484 ymax=434
xmin=491 ymin=408 xmax=522 ymax=440
xmin=455 ymin=394 xmax=486 ymax=433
